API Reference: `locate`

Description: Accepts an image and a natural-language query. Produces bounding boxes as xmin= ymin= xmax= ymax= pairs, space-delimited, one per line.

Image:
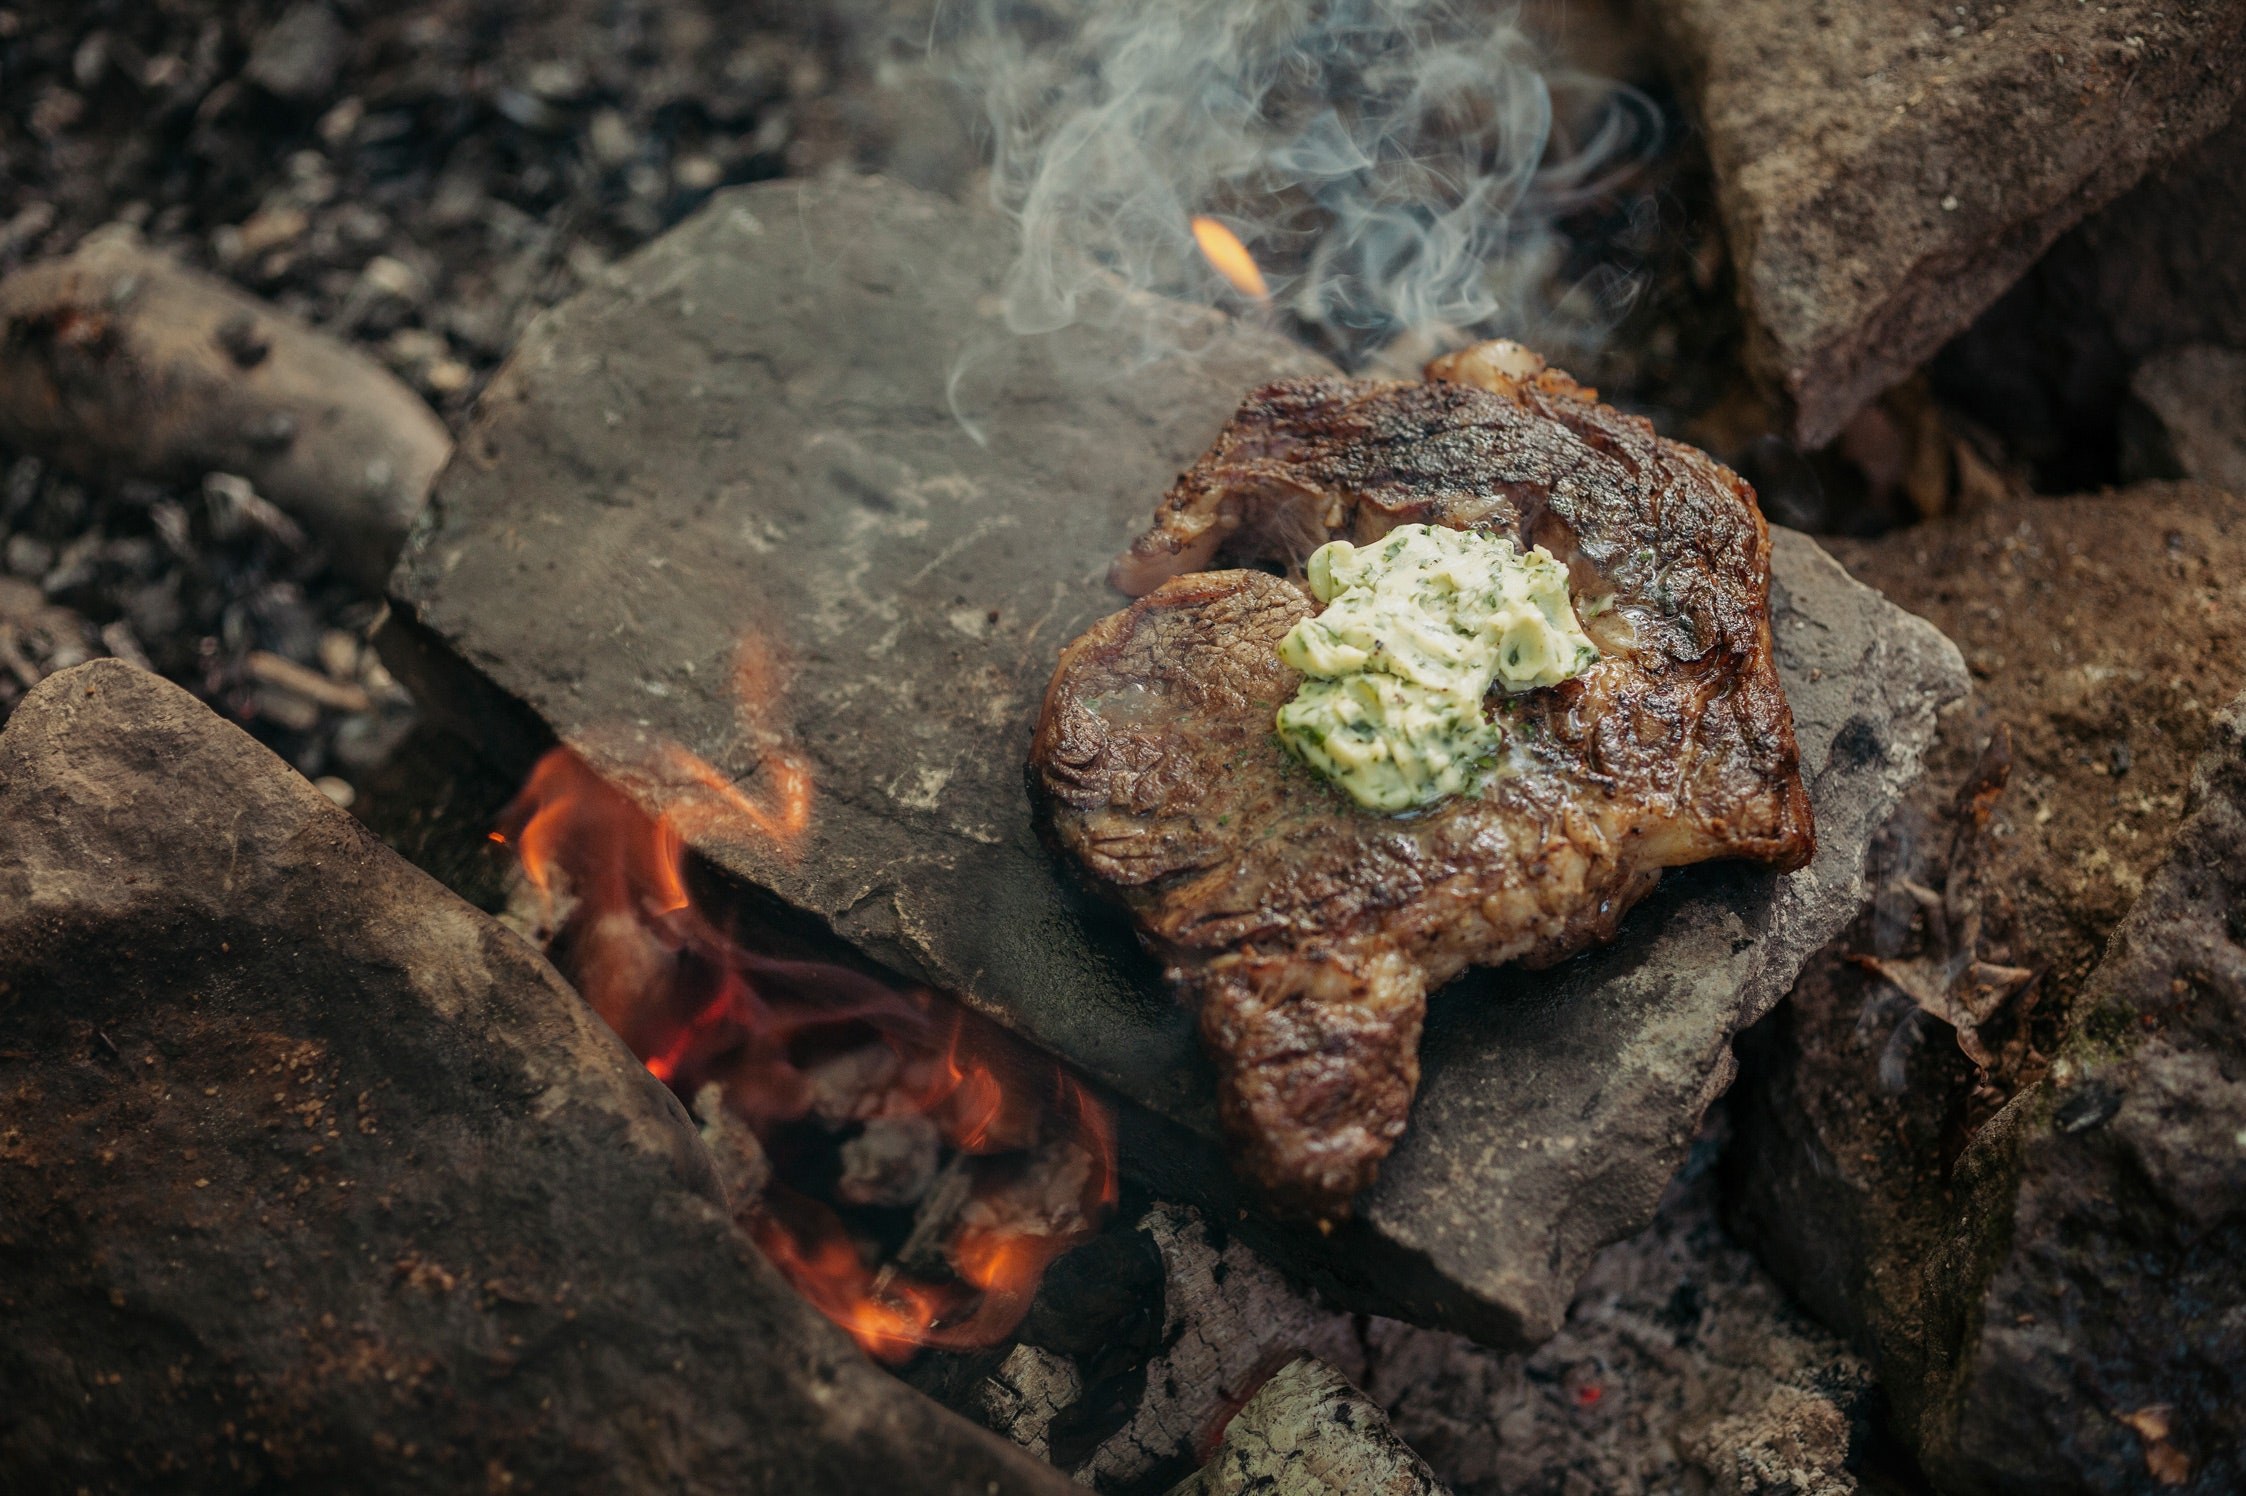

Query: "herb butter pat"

xmin=1275 ymin=523 xmax=1599 ymax=812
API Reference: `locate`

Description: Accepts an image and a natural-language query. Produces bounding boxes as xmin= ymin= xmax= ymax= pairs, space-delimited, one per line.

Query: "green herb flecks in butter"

xmin=1275 ymin=523 xmax=1599 ymax=812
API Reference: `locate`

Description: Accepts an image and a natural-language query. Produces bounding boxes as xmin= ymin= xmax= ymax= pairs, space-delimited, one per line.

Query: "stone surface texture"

xmin=1648 ymin=0 xmax=2246 ymax=447
xmin=2128 ymin=344 xmax=2246 ymax=492
xmin=1732 ymin=488 xmax=2246 ymax=1494
xmin=389 ymin=175 xmax=1964 ymax=1345
xmin=1170 ymin=1358 xmax=1449 ymax=1496
xmin=1737 ymin=690 xmax=2246 ymax=1495
xmin=0 ymin=659 xmax=1072 ymax=1496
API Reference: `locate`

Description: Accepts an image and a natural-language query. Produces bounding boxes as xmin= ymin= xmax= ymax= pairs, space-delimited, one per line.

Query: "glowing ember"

xmin=1191 ymin=215 xmax=1269 ymax=302
xmin=496 ymin=747 xmax=1115 ymax=1362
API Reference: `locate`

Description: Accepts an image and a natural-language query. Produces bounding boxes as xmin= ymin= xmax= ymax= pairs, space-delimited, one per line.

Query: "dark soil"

xmin=0 ymin=0 xmax=916 ymax=793
xmin=1829 ymin=482 xmax=2246 ymax=1006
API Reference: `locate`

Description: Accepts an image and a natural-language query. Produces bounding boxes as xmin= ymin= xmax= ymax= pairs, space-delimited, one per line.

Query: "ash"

xmin=0 ymin=0 xmax=934 ymax=792
xmin=1357 ymin=1133 xmax=1879 ymax=1496
xmin=933 ymin=1117 xmax=1885 ymax=1496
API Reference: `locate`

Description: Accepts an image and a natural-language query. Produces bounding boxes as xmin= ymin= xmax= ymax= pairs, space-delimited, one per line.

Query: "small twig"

xmin=245 ymin=649 xmax=373 ymax=713
xmin=1853 ymin=725 xmax=2034 ymax=1077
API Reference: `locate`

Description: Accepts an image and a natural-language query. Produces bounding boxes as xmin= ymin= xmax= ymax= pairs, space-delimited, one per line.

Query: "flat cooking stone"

xmin=389 ymin=176 xmax=1966 ymax=1346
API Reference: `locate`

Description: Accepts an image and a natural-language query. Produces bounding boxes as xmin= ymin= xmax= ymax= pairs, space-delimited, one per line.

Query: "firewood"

xmin=0 ymin=232 xmax=450 ymax=591
xmin=1168 ymin=1358 xmax=1448 ymax=1496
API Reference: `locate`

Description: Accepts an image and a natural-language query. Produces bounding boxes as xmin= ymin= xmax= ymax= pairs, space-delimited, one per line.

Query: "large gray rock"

xmin=388 ymin=175 xmax=1964 ymax=1345
xmin=0 ymin=660 xmax=1072 ymax=1496
xmin=1647 ymin=0 xmax=2246 ymax=447
xmin=1732 ymin=684 xmax=2246 ymax=1494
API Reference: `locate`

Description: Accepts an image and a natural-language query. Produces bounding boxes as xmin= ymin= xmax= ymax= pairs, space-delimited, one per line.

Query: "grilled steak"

xmin=1030 ymin=343 xmax=1814 ymax=1215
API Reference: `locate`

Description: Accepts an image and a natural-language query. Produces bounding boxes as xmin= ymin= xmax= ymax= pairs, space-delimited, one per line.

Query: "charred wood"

xmin=1168 ymin=1358 xmax=1448 ymax=1496
xmin=0 ymin=234 xmax=449 ymax=590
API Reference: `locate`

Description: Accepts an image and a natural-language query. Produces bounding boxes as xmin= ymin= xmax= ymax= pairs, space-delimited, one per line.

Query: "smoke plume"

xmin=938 ymin=0 xmax=1653 ymax=367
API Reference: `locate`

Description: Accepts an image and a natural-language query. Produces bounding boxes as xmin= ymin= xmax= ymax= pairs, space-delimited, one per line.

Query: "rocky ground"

xmin=1721 ymin=487 xmax=2246 ymax=1492
xmin=1829 ymin=485 xmax=2246 ymax=1010
xmin=984 ymin=1129 xmax=1898 ymax=1496
xmin=0 ymin=0 xmax=923 ymax=797
xmin=3 ymin=3 xmax=2243 ymax=1494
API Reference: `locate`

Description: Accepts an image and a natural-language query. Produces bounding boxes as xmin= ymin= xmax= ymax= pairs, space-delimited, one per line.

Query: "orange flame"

xmin=650 ymin=739 xmax=814 ymax=851
xmin=495 ymin=745 xmax=1116 ymax=1364
xmin=1191 ymin=215 xmax=1269 ymax=301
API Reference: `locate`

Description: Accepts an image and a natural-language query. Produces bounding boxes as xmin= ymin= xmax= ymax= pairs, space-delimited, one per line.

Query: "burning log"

xmin=975 ymin=1345 xmax=1085 ymax=1465
xmin=0 ymin=232 xmax=450 ymax=591
xmin=0 ymin=660 xmax=1073 ymax=1495
xmin=492 ymin=745 xmax=1118 ymax=1367
xmin=1067 ymin=1205 xmax=1369 ymax=1491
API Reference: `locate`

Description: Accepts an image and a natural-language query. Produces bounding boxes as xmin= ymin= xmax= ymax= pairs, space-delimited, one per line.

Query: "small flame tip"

xmin=1190 ymin=215 xmax=1269 ymax=302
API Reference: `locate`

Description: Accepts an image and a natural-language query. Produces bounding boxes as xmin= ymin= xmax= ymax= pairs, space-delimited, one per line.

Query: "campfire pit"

xmin=3 ymin=0 xmax=2243 ymax=1489
xmin=0 ymin=660 xmax=1073 ymax=1494
xmin=385 ymin=174 xmax=1966 ymax=1346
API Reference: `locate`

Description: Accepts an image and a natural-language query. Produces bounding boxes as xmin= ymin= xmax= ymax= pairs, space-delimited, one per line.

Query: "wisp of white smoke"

xmin=938 ymin=0 xmax=1653 ymax=367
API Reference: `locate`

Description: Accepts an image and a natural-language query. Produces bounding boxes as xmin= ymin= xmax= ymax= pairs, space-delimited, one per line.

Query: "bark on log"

xmin=0 ymin=232 xmax=450 ymax=590
xmin=1170 ymin=1359 xmax=1448 ymax=1496
xmin=0 ymin=659 xmax=1073 ymax=1496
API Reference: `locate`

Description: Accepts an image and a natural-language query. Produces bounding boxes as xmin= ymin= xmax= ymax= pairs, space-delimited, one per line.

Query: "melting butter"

xmin=1275 ymin=523 xmax=1598 ymax=812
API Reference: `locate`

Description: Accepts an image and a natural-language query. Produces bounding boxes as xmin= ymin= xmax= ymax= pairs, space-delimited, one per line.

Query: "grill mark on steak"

xmin=1032 ymin=345 xmax=1814 ymax=1215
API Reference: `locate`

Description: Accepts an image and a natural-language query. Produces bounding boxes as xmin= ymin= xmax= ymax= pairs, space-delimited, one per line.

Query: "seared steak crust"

xmin=1032 ymin=353 xmax=1813 ymax=1214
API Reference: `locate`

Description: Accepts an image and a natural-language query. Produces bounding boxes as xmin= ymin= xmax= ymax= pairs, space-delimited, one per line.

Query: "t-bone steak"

xmin=1029 ymin=342 xmax=1815 ymax=1215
